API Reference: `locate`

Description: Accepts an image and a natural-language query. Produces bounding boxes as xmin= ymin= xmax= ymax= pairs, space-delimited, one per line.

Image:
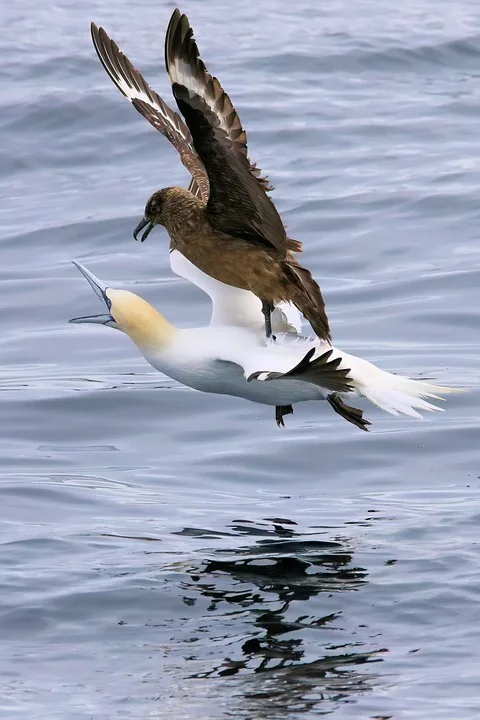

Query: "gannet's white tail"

xmin=334 ymin=348 xmax=461 ymax=418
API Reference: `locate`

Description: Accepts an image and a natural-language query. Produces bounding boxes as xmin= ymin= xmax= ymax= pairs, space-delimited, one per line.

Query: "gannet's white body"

xmin=146 ymin=326 xmax=325 ymax=405
xmin=69 ymin=262 xmax=458 ymax=430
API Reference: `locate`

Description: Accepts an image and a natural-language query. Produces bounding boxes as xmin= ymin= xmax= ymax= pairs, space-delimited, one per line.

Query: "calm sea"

xmin=1 ymin=0 xmax=479 ymax=717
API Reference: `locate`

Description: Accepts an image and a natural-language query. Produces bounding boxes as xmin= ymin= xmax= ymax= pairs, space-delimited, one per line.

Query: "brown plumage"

xmin=90 ymin=19 xmax=271 ymax=203
xmin=139 ymin=187 xmax=329 ymax=340
xmin=90 ymin=10 xmax=332 ymax=343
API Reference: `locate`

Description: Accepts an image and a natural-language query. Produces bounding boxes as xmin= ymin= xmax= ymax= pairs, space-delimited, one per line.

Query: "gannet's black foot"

xmin=276 ymin=405 xmax=293 ymax=427
xmin=327 ymin=393 xmax=371 ymax=431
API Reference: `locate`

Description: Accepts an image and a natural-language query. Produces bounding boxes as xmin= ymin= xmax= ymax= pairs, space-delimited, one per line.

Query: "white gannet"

xmin=69 ymin=261 xmax=459 ymax=431
xmin=170 ymin=246 xmax=302 ymax=427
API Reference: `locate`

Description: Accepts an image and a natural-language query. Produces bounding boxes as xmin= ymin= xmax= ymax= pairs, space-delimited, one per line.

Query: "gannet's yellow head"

xmin=69 ymin=261 xmax=176 ymax=352
xmin=106 ymin=288 xmax=175 ymax=351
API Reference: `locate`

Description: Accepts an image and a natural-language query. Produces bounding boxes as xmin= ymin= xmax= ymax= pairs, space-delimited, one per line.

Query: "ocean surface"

xmin=1 ymin=0 xmax=479 ymax=717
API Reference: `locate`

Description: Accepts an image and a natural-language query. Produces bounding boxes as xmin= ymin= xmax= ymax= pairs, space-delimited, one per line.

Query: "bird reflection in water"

xmin=172 ymin=517 xmax=387 ymax=714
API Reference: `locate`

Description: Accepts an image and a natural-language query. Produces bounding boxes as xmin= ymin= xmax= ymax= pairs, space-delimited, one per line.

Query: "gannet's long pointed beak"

xmin=69 ymin=312 xmax=114 ymax=325
xmin=71 ymin=260 xmax=108 ymax=299
xmin=69 ymin=260 xmax=117 ymax=327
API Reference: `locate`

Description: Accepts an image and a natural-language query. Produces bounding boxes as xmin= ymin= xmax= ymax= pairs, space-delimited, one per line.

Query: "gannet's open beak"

xmin=133 ymin=217 xmax=154 ymax=242
xmin=69 ymin=261 xmax=117 ymax=327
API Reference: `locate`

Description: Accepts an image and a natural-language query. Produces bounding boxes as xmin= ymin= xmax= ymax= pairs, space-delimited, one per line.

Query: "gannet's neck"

xmin=107 ymin=289 xmax=177 ymax=353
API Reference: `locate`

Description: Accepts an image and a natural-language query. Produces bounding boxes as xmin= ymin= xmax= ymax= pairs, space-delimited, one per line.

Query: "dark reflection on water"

xmin=171 ymin=518 xmax=386 ymax=715
xmin=234 ymin=660 xmax=385 ymax=720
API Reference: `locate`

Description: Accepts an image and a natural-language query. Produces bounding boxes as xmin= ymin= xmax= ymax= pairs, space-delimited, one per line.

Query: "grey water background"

xmin=1 ymin=0 xmax=479 ymax=717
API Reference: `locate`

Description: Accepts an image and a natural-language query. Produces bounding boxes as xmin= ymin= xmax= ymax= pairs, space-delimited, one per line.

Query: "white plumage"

xmin=69 ymin=262 xmax=459 ymax=428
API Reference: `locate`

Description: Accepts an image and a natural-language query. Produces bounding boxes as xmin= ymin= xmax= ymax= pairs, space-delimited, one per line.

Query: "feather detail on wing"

xmin=165 ymin=9 xmax=272 ymax=192
xmin=165 ymin=10 xmax=289 ymax=253
xmin=91 ymin=22 xmax=209 ymax=201
xmin=247 ymin=348 xmax=354 ymax=394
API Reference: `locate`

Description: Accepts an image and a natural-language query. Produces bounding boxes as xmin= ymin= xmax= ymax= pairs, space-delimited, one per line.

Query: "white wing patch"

xmin=168 ymin=57 xmax=202 ymax=96
xmin=169 ymin=61 xmax=237 ymax=140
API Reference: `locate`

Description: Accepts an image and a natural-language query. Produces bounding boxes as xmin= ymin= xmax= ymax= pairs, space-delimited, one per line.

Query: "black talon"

xmin=276 ymin=405 xmax=293 ymax=427
xmin=327 ymin=393 xmax=371 ymax=431
xmin=261 ymin=300 xmax=275 ymax=340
